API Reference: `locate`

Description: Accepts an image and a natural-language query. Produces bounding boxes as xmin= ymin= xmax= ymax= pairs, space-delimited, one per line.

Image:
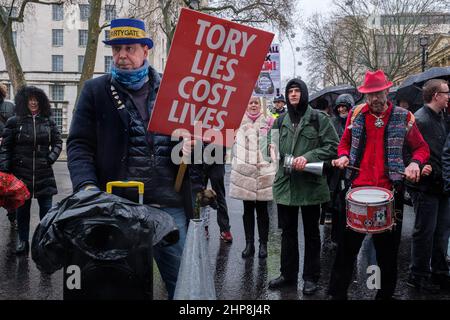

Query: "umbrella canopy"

xmin=0 ymin=172 xmax=30 ymax=210
xmin=413 ymin=66 xmax=450 ymax=85
xmin=387 ymin=86 xmax=398 ymax=102
xmin=396 ymin=67 xmax=450 ymax=107
xmin=309 ymin=84 xmax=363 ymax=110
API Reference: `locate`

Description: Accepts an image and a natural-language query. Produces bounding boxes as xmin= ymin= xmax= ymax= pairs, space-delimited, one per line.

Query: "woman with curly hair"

xmin=0 ymin=86 xmax=62 ymax=254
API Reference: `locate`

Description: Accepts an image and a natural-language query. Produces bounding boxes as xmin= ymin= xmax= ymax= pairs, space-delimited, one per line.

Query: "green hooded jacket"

xmin=272 ymin=79 xmax=339 ymax=206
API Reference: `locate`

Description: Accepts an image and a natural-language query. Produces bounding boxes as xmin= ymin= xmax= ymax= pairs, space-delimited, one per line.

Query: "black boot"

xmin=258 ymin=242 xmax=267 ymax=259
xmin=241 ymin=242 xmax=255 ymax=258
xmin=15 ymin=239 xmax=29 ymax=255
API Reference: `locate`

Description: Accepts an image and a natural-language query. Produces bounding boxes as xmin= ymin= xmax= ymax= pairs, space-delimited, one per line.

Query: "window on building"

xmin=10 ymin=6 xmax=18 ymax=17
xmin=78 ymin=55 xmax=85 ymax=73
xmin=105 ymin=56 xmax=113 ymax=73
xmin=50 ymin=85 xmax=65 ymax=101
xmin=52 ymin=4 xmax=64 ymax=21
xmin=0 ymin=6 xmax=17 ymax=17
xmin=105 ymin=5 xmax=117 ymax=21
xmin=104 ymin=30 xmax=111 ymax=45
xmin=79 ymin=4 xmax=90 ymax=21
xmin=51 ymin=107 xmax=63 ymax=133
xmin=52 ymin=29 xmax=64 ymax=46
xmin=52 ymin=55 xmax=63 ymax=72
xmin=12 ymin=31 xmax=17 ymax=47
xmin=79 ymin=30 xmax=88 ymax=46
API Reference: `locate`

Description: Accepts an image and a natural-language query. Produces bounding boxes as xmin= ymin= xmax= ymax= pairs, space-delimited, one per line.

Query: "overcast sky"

xmin=279 ymin=0 xmax=335 ymax=85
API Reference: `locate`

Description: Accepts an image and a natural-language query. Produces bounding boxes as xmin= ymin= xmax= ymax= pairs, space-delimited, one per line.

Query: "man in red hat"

xmin=328 ymin=69 xmax=430 ymax=300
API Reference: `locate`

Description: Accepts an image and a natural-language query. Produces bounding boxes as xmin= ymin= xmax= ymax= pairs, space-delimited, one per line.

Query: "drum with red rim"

xmin=346 ymin=187 xmax=394 ymax=234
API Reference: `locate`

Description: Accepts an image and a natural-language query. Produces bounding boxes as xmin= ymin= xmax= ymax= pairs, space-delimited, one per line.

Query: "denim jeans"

xmin=16 ymin=196 xmax=53 ymax=242
xmin=153 ymin=207 xmax=187 ymax=300
xmin=410 ymin=191 xmax=450 ymax=277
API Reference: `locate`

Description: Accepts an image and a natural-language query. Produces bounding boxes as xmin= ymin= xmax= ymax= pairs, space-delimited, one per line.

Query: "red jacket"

xmin=338 ymin=103 xmax=430 ymax=189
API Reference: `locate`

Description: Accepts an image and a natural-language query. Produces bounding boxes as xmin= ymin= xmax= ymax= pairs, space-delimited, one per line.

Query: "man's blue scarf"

xmin=111 ymin=60 xmax=149 ymax=90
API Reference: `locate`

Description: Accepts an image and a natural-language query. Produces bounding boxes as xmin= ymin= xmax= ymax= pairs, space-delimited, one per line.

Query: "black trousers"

xmin=328 ymin=187 xmax=404 ymax=299
xmin=243 ymin=201 xmax=269 ymax=243
xmin=204 ymin=164 xmax=230 ymax=232
xmin=277 ymin=204 xmax=321 ymax=282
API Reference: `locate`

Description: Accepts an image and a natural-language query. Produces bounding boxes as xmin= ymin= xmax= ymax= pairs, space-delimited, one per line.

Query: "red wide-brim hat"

xmin=358 ymin=70 xmax=393 ymax=94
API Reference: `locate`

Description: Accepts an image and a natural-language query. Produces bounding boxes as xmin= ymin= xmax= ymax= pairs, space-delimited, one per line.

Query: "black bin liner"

xmin=31 ymin=190 xmax=179 ymax=300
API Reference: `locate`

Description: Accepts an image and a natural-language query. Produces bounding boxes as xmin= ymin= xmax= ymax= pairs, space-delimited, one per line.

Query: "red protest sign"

xmin=148 ymin=8 xmax=274 ymax=146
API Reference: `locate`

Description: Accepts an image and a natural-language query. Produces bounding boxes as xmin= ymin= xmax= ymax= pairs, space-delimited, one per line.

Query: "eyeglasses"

xmin=437 ymin=91 xmax=450 ymax=95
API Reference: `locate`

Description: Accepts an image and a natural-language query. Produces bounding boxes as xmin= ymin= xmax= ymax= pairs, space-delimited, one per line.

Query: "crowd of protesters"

xmin=0 ymin=16 xmax=449 ymax=301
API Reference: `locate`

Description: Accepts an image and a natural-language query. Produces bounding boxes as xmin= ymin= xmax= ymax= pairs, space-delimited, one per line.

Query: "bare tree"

xmin=76 ymin=0 xmax=125 ymax=104
xmin=0 ymin=0 xmax=121 ymax=100
xmin=303 ymin=0 xmax=447 ymax=88
xmin=129 ymin=0 xmax=296 ymax=55
xmin=77 ymin=0 xmax=103 ymax=102
xmin=0 ymin=0 xmax=68 ymax=91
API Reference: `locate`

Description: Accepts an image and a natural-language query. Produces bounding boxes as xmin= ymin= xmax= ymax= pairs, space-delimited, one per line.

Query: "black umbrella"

xmin=395 ymin=67 xmax=450 ymax=108
xmin=309 ymin=84 xmax=363 ymax=110
xmin=413 ymin=66 xmax=450 ymax=85
xmin=396 ymin=74 xmax=422 ymax=105
xmin=387 ymin=86 xmax=398 ymax=102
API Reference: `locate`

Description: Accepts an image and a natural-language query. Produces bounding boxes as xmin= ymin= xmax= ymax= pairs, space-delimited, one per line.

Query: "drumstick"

xmin=345 ymin=165 xmax=406 ymax=177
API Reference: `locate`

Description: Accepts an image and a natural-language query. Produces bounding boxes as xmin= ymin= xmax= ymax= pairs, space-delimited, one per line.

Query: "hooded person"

xmin=267 ymin=78 xmax=339 ymax=294
xmin=332 ymin=93 xmax=355 ymax=138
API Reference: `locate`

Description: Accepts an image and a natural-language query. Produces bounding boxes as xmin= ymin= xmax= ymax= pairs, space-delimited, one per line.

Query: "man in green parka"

xmin=268 ymin=78 xmax=339 ymax=295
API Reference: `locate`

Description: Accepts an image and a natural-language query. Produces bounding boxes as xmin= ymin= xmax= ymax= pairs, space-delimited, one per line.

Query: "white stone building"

xmin=0 ymin=1 xmax=168 ymax=135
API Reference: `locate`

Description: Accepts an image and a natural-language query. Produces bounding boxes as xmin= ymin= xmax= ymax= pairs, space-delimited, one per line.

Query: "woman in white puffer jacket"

xmin=229 ymin=96 xmax=277 ymax=259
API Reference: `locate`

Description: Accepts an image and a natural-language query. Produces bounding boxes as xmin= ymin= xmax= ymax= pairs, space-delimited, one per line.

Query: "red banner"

xmin=148 ymin=8 xmax=274 ymax=146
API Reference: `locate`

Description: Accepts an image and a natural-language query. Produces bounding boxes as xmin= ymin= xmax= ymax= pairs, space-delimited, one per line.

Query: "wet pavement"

xmin=0 ymin=161 xmax=449 ymax=300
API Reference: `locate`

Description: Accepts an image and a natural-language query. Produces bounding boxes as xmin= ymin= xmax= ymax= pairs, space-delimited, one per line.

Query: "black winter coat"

xmin=0 ymin=115 xmax=62 ymax=197
xmin=407 ymin=106 xmax=449 ymax=194
xmin=0 ymin=99 xmax=15 ymax=134
xmin=443 ymin=133 xmax=450 ymax=194
xmin=67 ymin=68 xmax=195 ymax=209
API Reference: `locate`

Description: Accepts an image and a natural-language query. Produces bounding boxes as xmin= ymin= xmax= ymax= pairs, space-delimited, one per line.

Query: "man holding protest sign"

xmin=67 ymin=18 xmax=193 ymax=300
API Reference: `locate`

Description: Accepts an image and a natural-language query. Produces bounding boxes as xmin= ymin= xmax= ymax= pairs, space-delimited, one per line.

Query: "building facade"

xmin=0 ymin=1 xmax=168 ymax=135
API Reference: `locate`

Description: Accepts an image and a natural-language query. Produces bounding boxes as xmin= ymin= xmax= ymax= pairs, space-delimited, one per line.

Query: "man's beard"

xmin=369 ymin=99 xmax=387 ymax=114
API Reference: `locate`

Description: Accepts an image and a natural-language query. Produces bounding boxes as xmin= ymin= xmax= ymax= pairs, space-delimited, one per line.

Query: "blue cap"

xmin=103 ymin=18 xmax=153 ymax=49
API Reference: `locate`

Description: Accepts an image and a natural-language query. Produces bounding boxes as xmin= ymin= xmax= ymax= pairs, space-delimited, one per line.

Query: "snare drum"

xmin=346 ymin=187 xmax=394 ymax=234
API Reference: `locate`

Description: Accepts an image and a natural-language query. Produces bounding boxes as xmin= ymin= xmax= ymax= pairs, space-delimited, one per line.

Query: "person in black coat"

xmin=0 ymin=82 xmax=17 ymax=227
xmin=407 ymin=79 xmax=450 ymax=292
xmin=0 ymin=86 xmax=62 ymax=254
xmin=66 ymin=18 xmax=197 ymax=300
xmin=444 ymin=133 xmax=450 ymax=194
